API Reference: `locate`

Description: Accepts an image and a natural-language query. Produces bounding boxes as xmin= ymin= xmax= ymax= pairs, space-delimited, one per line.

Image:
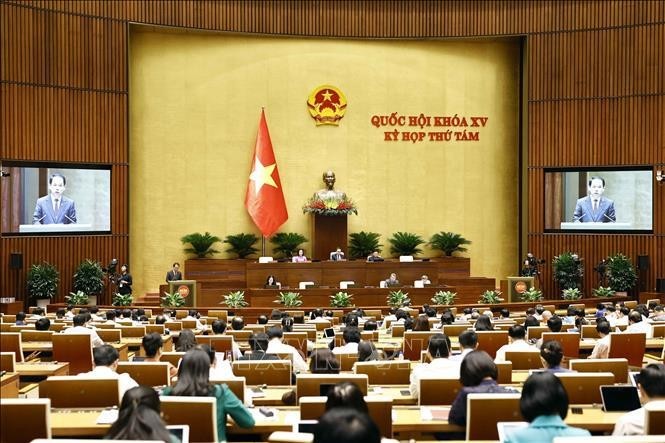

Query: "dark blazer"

xmin=118 ymin=272 xmax=133 ymax=295
xmin=33 ymin=195 xmax=77 ymax=224
xmin=573 ymin=196 xmax=616 ymax=223
xmin=166 ymin=270 xmax=182 ymax=283
xmin=238 ymin=351 xmax=280 ymax=361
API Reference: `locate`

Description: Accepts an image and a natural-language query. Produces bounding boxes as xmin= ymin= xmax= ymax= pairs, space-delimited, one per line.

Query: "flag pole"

xmin=261 ymin=236 xmax=266 ymax=257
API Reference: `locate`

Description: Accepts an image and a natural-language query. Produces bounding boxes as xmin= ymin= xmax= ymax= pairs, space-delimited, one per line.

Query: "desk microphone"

xmin=572 ymin=212 xmax=586 ymax=222
xmin=64 ymin=214 xmax=76 ymax=224
xmin=34 ymin=214 xmax=47 ymax=224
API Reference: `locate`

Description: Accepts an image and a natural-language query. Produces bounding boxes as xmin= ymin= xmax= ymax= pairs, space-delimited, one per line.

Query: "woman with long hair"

xmin=106 ymin=386 xmax=175 ymax=442
xmin=175 ymin=329 xmax=197 ymax=352
xmin=162 ymin=348 xmax=255 ymax=441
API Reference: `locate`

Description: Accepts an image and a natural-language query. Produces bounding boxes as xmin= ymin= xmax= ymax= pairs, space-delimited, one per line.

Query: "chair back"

xmin=161 ymin=396 xmax=217 ymax=443
xmin=0 ymin=351 xmax=16 ymax=372
xmin=652 ymin=323 xmax=665 ymax=338
xmin=364 ymin=310 xmax=382 ymax=319
xmin=0 ymin=398 xmax=51 ymax=442
xmin=569 ymin=358 xmax=629 ymax=383
xmin=295 ymin=374 xmax=368 ymax=400
xmin=245 ymin=324 xmax=266 ymax=334
xmin=181 ymin=319 xmax=198 ymax=330
xmin=160 ymin=352 xmax=185 ymax=368
xmin=165 ymin=321 xmax=182 ymax=331
xmin=39 ymin=376 xmax=120 ymax=407
xmin=197 ymin=335 xmax=235 ymax=359
xmin=645 ymin=401 xmax=665 ymax=435
xmin=495 ymin=361 xmax=513 ymax=384
xmin=391 ymin=324 xmax=405 ymax=337
xmin=118 ymin=326 xmax=146 ymax=338
xmin=175 ymin=310 xmax=188 ymax=319
xmin=208 ymin=310 xmax=228 ymax=321
xmin=354 ymin=360 xmax=411 ymax=384
xmin=360 ymin=330 xmax=379 ymax=341
xmin=466 ymin=393 xmax=522 ymax=440
xmin=0 ymin=333 xmax=23 ymax=362
xmin=581 ymin=324 xmax=600 ymax=339
xmin=209 ymin=377 xmax=246 ymax=404
xmin=402 ymin=331 xmax=437 ymax=361
xmin=526 ymin=326 xmax=549 ymax=341
xmin=418 ymin=377 xmax=462 ymax=405
xmin=283 ymin=332 xmax=308 ymax=356
xmin=232 ymin=360 xmax=292 ymax=385
xmin=541 ymin=332 xmax=580 ymax=359
xmin=608 ymin=332 xmax=647 ymax=367
xmin=49 ymin=322 xmax=67 ymax=332
xmin=96 ymin=329 xmax=122 ymax=343
xmin=555 ymin=372 xmax=615 ymax=404
xmin=117 ymin=362 xmax=171 ymax=387
xmin=52 ymin=334 xmax=93 ymax=374
xmin=338 ymin=353 xmax=358 ymax=371
xmin=442 ymin=324 xmax=472 ymax=337
xmin=20 ymin=330 xmax=54 ymax=342
xmin=475 ymin=330 xmax=509 ymax=359
xmin=145 ymin=324 xmax=165 ymax=335
xmin=227 ymin=330 xmax=252 ymax=343
xmin=299 ymin=395 xmax=393 ymax=437
xmin=505 ymin=351 xmax=543 ymax=370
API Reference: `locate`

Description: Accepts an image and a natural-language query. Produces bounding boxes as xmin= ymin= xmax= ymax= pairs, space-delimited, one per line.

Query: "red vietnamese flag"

xmin=245 ymin=109 xmax=288 ymax=237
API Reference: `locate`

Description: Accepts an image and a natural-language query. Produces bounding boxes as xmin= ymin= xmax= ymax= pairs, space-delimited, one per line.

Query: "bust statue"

xmin=315 ymin=170 xmax=346 ymax=201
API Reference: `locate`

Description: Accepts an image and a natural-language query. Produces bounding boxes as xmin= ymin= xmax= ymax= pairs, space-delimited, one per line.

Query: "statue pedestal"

xmin=312 ymin=214 xmax=347 ymax=261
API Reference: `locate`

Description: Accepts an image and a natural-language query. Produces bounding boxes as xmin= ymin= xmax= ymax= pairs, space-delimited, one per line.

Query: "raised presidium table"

xmin=47 ymin=404 xmax=626 ymax=438
xmin=18 ymin=223 xmax=93 ymax=233
xmin=560 ymin=222 xmax=631 ymax=230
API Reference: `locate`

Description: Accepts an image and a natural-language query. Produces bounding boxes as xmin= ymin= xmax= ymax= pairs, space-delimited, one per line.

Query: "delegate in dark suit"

xmin=573 ymin=196 xmax=616 ymax=223
xmin=33 ymin=195 xmax=77 ymax=224
xmin=165 ymin=270 xmax=182 ymax=283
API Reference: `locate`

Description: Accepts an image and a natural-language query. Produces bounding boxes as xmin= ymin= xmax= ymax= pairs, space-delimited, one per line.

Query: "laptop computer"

xmin=496 ymin=421 xmax=529 ymax=442
xmin=629 ymin=371 xmax=640 ymax=387
xmin=600 ymin=385 xmax=642 ymax=412
xmin=167 ymin=425 xmax=190 ymax=443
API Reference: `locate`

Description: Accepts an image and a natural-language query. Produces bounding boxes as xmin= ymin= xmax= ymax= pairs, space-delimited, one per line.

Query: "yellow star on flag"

xmin=249 ymin=156 xmax=277 ymax=195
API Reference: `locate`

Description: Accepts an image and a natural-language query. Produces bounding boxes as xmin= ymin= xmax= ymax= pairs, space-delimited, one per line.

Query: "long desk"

xmin=20 ymin=342 xmax=129 ymax=361
xmin=48 ymin=405 xmax=623 ymax=438
xmin=14 ymin=362 xmax=69 ymax=378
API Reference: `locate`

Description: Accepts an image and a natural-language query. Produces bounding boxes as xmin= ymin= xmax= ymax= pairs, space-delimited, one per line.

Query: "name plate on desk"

xmin=19 ymin=223 xmax=93 ymax=233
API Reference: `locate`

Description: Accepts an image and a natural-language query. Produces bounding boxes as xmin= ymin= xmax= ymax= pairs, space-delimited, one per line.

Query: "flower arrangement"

xmin=302 ymin=196 xmax=358 ymax=216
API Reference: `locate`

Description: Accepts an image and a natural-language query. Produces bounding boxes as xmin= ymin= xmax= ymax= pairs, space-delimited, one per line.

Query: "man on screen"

xmin=32 ymin=173 xmax=77 ymax=224
xmin=573 ymin=176 xmax=616 ymax=223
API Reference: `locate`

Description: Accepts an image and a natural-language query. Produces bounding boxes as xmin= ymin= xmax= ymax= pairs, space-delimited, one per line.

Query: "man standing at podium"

xmin=573 ymin=176 xmax=616 ymax=223
xmin=165 ymin=262 xmax=182 ymax=283
xmin=32 ymin=173 xmax=77 ymax=224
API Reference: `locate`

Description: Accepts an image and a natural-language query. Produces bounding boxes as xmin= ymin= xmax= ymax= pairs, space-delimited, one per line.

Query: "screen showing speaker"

xmin=544 ymin=167 xmax=653 ymax=233
xmin=0 ymin=162 xmax=111 ymax=235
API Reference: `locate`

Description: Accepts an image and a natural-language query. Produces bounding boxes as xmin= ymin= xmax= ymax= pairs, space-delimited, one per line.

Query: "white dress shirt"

xmin=613 ymin=400 xmax=665 ymax=435
xmin=494 ymin=339 xmax=534 ymax=362
xmin=63 ymin=325 xmax=104 ymax=348
xmin=625 ymin=321 xmax=653 ymax=338
xmin=409 ymin=357 xmax=461 ymax=397
xmin=267 ymin=338 xmax=308 ymax=372
xmin=332 ymin=342 xmax=359 ymax=355
xmin=80 ymin=365 xmax=138 ymax=399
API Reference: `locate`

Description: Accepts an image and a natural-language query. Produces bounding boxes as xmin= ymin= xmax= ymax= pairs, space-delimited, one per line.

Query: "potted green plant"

xmin=180 ymin=232 xmax=221 ymax=258
xmin=73 ymin=259 xmax=104 ymax=305
xmin=431 ymin=290 xmax=457 ymax=306
xmin=222 ymin=290 xmax=249 ymax=310
xmin=428 ymin=232 xmax=472 ymax=256
xmin=520 ymin=287 xmax=543 ymax=302
xmin=26 ymin=262 xmax=59 ymax=307
xmin=274 ymin=291 xmax=303 ymax=308
xmin=562 ymin=288 xmax=582 ymax=300
xmin=478 ymin=290 xmax=503 ymax=304
xmin=592 ymin=286 xmax=616 ymax=298
xmin=606 ymin=253 xmax=637 ymax=295
xmin=552 ymin=252 xmax=583 ymax=293
xmin=65 ymin=290 xmax=89 ymax=306
xmin=348 ymin=231 xmax=382 ymax=259
xmin=330 ymin=291 xmax=354 ymax=308
xmin=388 ymin=231 xmax=425 ymax=257
xmin=270 ymin=233 xmax=308 ymax=258
xmin=112 ymin=292 xmax=133 ymax=306
xmin=223 ymin=233 xmax=259 ymax=259
xmin=386 ymin=290 xmax=411 ymax=309
xmin=161 ymin=291 xmax=186 ymax=307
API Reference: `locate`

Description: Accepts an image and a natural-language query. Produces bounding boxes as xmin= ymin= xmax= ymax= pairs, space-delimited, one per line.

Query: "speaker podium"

xmin=168 ymin=280 xmax=197 ymax=307
xmin=506 ymin=276 xmax=535 ymax=302
xmin=312 ymin=214 xmax=347 ymax=261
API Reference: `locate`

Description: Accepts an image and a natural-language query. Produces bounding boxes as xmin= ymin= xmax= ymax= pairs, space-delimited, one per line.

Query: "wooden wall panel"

xmin=8 ymin=1 xmax=665 ymax=36
xmin=0 ymin=235 xmax=129 ymax=304
xmin=528 ymin=24 xmax=664 ymax=100
xmin=1 ymin=0 xmax=663 ymax=305
xmin=528 ymin=96 xmax=665 ymax=167
xmin=527 ymin=233 xmax=659 ymax=299
xmin=0 ymin=2 xmax=126 ymax=91
xmin=0 ymin=84 xmax=127 ymax=162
